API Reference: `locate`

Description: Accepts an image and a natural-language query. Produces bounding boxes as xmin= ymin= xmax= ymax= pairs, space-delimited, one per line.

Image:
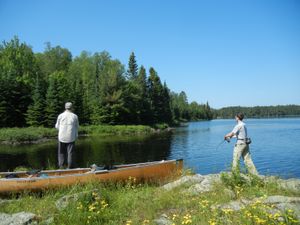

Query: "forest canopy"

xmin=0 ymin=37 xmax=213 ymax=128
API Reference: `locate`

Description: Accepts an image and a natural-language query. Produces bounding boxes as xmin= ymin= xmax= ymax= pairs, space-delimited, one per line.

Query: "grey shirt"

xmin=232 ymin=120 xmax=247 ymax=144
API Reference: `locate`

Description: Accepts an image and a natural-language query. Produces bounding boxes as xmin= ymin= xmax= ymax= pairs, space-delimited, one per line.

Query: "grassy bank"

xmin=1 ymin=172 xmax=299 ymax=225
xmin=0 ymin=124 xmax=168 ymax=145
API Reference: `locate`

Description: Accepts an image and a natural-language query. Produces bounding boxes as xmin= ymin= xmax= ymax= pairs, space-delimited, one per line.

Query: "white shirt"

xmin=55 ymin=110 xmax=79 ymax=143
xmin=232 ymin=120 xmax=247 ymax=144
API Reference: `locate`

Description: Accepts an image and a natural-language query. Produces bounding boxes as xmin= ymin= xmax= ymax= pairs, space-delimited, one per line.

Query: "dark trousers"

xmin=58 ymin=142 xmax=75 ymax=169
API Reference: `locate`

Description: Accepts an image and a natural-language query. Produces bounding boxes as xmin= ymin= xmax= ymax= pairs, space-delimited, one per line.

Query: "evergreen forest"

xmin=0 ymin=37 xmax=213 ymax=128
xmin=214 ymin=105 xmax=300 ymax=119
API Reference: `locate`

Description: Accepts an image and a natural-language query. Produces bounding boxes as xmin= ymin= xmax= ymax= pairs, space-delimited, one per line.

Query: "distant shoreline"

xmin=214 ymin=115 xmax=300 ymax=119
xmin=0 ymin=125 xmax=171 ymax=146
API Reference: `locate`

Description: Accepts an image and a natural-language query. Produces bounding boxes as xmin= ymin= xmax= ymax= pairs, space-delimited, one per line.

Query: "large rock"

xmin=154 ymin=214 xmax=173 ymax=225
xmin=0 ymin=212 xmax=37 ymax=225
xmin=278 ymin=179 xmax=300 ymax=192
xmin=213 ymin=199 xmax=251 ymax=211
xmin=262 ymin=195 xmax=300 ymax=204
xmin=185 ymin=174 xmax=222 ymax=195
xmin=260 ymin=176 xmax=300 ymax=192
xmin=262 ymin=196 xmax=300 ymax=220
xmin=55 ymin=189 xmax=100 ymax=210
xmin=213 ymin=195 xmax=300 ymax=220
xmin=162 ymin=174 xmax=204 ymax=191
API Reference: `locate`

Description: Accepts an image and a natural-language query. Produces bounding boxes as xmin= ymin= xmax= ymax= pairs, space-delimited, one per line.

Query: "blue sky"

xmin=0 ymin=0 xmax=299 ymax=108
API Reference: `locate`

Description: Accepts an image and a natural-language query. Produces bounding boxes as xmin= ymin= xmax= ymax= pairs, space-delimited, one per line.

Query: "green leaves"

xmin=0 ymin=37 xmax=213 ymax=128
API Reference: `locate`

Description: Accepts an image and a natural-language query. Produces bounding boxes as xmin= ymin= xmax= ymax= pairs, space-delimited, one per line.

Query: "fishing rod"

xmin=215 ymin=137 xmax=230 ymax=151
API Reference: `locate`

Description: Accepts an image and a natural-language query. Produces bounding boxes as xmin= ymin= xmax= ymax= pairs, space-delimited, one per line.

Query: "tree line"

xmin=214 ymin=105 xmax=300 ymax=119
xmin=0 ymin=37 xmax=213 ymax=128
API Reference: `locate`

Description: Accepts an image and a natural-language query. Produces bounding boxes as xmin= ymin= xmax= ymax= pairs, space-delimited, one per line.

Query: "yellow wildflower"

xmin=142 ymin=219 xmax=150 ymax=224
xmin=208 ymin=219 xmax=216 ymax=225
xmin=172 ymin=214 xmax=178 ymax=220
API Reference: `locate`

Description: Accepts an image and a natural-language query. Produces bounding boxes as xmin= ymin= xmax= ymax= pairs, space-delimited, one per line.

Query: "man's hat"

xmin=65 ymin=102 xmax=72 ymax=109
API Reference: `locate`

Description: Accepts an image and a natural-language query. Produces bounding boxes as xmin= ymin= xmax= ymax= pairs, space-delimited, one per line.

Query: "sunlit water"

xmin=1 ymin=118 xmax=299 ymax=178
xmin=169 ymin=118 xmax=300 ymax=178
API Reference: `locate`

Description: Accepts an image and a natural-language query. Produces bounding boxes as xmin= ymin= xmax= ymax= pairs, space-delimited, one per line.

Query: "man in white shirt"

xmin=224 ymin=113 xmax=258 ymax=175
xmin=55 ymin=102 xmax=79 ymax=169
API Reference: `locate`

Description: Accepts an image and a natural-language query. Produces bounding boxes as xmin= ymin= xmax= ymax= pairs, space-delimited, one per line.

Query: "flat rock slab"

xmin=0 ymin=212 xmax=37 ymax=225
xmin=278 ymin=179 xmax=300 ymax=192
xmin=154 ymin=214 xmax=172 ymax=225
xmin=162 ymin=174 xmax=205 ymax=191
xmin=55 ymin=189 xmax=100 ymax=210
xmin=214 ymin=195 xmax=300 ymax=220
xmin=163 ymin=174 xmax=222 ymax=193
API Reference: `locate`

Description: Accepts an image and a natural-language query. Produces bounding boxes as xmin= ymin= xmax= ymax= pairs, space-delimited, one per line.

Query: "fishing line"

xmin=215 ymin=138 xmax=230 ymax=151
xmin=215 ymin=140 xmax=225 ymax=151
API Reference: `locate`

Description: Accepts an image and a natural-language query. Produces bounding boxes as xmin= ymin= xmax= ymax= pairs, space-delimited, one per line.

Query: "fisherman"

xmin=224 ymin=113 xmax=258 ymax=175
xmin=55 ymin=102 xmax=79 ymax=169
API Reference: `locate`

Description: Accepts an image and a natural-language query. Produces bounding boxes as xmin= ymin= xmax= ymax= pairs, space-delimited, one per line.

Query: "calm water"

xmin=0 ymin=118 xmax=299 ymax=178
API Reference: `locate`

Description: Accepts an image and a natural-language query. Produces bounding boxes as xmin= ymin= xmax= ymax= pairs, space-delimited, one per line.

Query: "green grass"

xmin=79 ymin=125 xmax=153 ymax=136
xmin=1 ymin=173 xmax=299 ymax=225
xmin=0 ymin=127 xmax=57 ymax=144
xmin=0 ymin=125 xmax=163 ymax=144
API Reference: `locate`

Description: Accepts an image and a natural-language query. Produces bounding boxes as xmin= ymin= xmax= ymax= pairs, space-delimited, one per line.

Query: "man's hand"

xmin=224 ymin=136 xmax=231 ymax=142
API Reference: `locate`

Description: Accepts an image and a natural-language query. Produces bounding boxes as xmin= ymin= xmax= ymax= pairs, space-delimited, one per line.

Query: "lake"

xmin=0 ymin=118 xmax=299 ymax=178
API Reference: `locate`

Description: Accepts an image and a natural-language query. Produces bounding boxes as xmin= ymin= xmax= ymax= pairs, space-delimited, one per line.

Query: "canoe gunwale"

xmin=0 ymin=159 xmax=183 ymax=193
xmin=0 ymin=159 xmax=180 ymax=182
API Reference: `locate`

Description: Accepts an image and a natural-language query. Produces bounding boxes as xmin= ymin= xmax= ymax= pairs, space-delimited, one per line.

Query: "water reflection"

xmin=0 ymin=133 xmax=173 ymax=171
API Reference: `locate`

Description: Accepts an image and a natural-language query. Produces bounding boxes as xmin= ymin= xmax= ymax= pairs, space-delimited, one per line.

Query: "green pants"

xmin=232 ymin=143 xmax=258 ymax=175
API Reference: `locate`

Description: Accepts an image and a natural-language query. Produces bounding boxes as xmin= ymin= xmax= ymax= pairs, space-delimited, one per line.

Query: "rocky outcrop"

xmin=278 ymin=178 xmax=300 ymax=192
xmin=213 ymin=195 xmax=300 ymax=220
xmin=260 ymin=175 xmax=300 ymax=192
xmin=0 ymin=212 xmax=38 ymax=225
xmin=157 ymin=173 xmax=300 ymax=224
xmin=162 ymin=174 xmax=205 ymax=191
xmin=154 ymin=214 xmax=173 ymax=225
xmin=55 ymin=189 xmax=100 ymax=210
xmin=185 ymin=174 xmax=222 ymax=195
xmin=162 ymin=173 xmax=222 ymax=194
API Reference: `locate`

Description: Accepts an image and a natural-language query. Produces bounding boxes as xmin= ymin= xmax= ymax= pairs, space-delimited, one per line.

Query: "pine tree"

xmin=71 ymin=78 xmax=84 ymax=124
xmin=148 ymin=67 xmax=165 ymax=123
xmin=94 ymin=59 xmax=127 ymax=124
xmin=123 ymin=52 xmax=141 ymax=123
xmin=26 ymin=75 xmax=46 ymax=126
xmin=127 ymin=52 xmax=138 ymax=80
xmin=137 ymin=66 xmax=151 ymax=124
xmin=44 ymin=71 xmax=70 ymax=127
xmin=162 ymin=82 xmax=173 ymax=123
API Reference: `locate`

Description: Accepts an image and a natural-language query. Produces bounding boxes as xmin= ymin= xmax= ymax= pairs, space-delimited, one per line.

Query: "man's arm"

xmin=224 ymin=132 xmax=234 ymax=140
xmin=75 ymin=115 xmax=79 ymax=138
xmin=55 ymin=115 xmax=60 ymax=130
xmin=224 ymin=124 xmax=239 ymax=140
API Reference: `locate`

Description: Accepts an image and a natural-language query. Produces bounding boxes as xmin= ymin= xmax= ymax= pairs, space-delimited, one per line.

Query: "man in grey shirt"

xmin=224 ymin=113 xmax=258 ymax=175
xmin=55 ymin=102 xmax=79 ymax=169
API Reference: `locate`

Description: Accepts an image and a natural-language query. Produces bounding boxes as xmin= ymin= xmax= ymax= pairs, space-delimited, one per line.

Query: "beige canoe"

xmin=0 ymin=159 xmax=183 ymax=193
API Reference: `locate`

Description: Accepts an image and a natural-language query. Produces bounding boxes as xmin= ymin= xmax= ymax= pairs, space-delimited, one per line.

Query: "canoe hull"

xmin=0 ymin=159 xmax=183 ymax=193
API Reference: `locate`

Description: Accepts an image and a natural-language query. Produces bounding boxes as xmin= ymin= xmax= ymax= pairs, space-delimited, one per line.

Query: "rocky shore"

xmin=1 ymin=173 xmax=299 ymax=225
xmin=156 ymin=173 xmax=300 ymax=225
